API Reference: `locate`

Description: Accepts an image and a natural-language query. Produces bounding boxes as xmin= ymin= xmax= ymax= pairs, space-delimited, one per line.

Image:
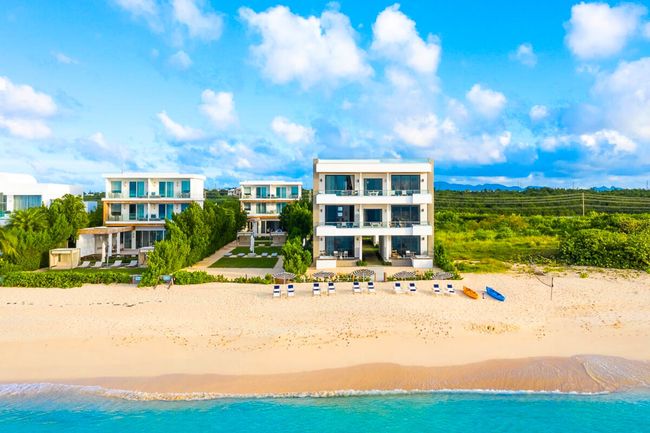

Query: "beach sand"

xmin=1 ymin=271 xmax=649 ymax=395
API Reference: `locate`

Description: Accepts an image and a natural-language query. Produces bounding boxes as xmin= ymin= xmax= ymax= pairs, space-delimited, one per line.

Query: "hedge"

xmin=0 ymin=271 xmax=132 ymax=288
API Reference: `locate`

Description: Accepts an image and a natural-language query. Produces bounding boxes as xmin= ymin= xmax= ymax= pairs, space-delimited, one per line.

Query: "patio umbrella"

xmin=392 ymin=270 xmax=417 ymax=280
xmin=312 ymin=271 xmax=335 ymax=281
xmin=432 ymin=271 xmax=454 ymax=280
xmin=273 ymin=271 xmax=296 ymax=283
xmin=351 ymin=268 xmax=375 ymax=281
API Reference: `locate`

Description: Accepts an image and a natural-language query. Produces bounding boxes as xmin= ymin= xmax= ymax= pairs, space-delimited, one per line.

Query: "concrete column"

xmin=107 ymin=233 xmax=113 ymax=257
xmin=357 ymin=236 xmax=362 ymax=260
xmin=116 ymin=232 xmax=121 ymax=255
xmin=358 ymin=204 xmax=364 ymax=228
xmin=131 ymin=229 xmax=136 ymax=250
xmin=384 ymin=235 xmax=392 ymax=260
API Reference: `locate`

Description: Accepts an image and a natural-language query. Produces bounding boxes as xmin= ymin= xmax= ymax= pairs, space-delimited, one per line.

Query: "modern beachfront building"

xmin=239 ymin=180 xmax=302 ymax=234
xmin=94 ymin=173 xmax=205 ymax=252
xmin=0 ymin=172 xmax=83 ymax=226
xmin=312 ymin=159 xmax=434 ymax=269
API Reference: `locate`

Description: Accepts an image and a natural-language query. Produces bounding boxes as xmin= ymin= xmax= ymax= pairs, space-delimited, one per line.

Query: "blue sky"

xmin=1 ymin=0 xmax=650 ymax=190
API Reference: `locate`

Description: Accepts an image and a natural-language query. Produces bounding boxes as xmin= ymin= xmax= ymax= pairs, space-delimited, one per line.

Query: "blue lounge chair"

xmin=353 ymin=281 xmax=361 ymax=294
xmin=394 ymin=282 xmax=402 ymax=294
xmin=446 ymin=283 xmax=455 ymax=295
xmin=328 ymin=281 xmax=336 ymax=295
xmin=368 ymin=281 xmax=376 ymax=294
xmin=287 ymin=284 xmax=295 ymax=297
xmin=273 ymin=285 xmax=281 ymax=298
xmin=408 ymin=282 xmax=417 ymax=293
xmin=433 ymin=283 xmax=441 ymax=295
xmin=312 ymin=282 xmax=321 ymax=296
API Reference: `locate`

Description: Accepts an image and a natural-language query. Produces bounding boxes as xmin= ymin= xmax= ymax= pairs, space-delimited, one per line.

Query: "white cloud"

xmin=172 ymin=0 xmax=223 ymax=41
xmin=52 ymin=51 xmax=78 ymax=65
xmin=168 ymin=50 xmax=192 ymax=70
xmin=371 ymin=4 xmax=441 ymax=74
xmin=466 ymin=84 xmax=506 ymax=119
xmin=510 ymin=43 xmax=537 ymax=67
xmin=114 ymin=0 xmax=158 ymax=17
xmin=0 ymin=76 xmax=56 ymax=139
xmin=199 ymin=90 xmax=236 ymax=129
xmin=565 ymin=2 xmax=646 ymax=59
xmin=644 ymin=22 xmax=650 ymax=38
xmin=393 ymin=113 xmax=452 ymax=147
xmin=239 ymin=5 xmax=372 ymax=88
xmin=385 ymin=67 xmax=417 ymax=89
xmin=271 ymin=116 xmax=315 ymax=144
xmin=157 ymin=110 xmax=204 ymax=141
xmin=579 ymin=129 xmax=637 ymax=153
xmin=529 ymin=105 xmax=549 ymax=122
xmin=593 ymin=57 xmax=650 ymax=140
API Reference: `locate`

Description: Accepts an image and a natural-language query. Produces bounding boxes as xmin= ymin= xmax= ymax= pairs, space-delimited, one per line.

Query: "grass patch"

xmin=210 ymin=256 xmax=279 ymax=268
xmin=230 ymin=246 xmax=282 ymax=255
xmin=438 ymin=232 xmax=559 ymax=263
xmin=47 ymin=267 xmax=142 ymax=275
xmin=455 ymin=258 xmax=511 ymax=273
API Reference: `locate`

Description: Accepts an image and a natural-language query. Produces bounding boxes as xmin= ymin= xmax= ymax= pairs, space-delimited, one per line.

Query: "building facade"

xmin=0 ymin=172 xmax=83 ymax=226
xmin=101 ymin=173 xmax=205 ymax=250
xmin=312 ymin=159 xmax=434 ymax=269
xmin=239 ymin=180 xmax=302 ymax=234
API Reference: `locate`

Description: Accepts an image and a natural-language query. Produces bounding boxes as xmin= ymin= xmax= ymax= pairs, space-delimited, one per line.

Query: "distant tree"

xmin=48 ymin=194 xmax=88 ymax=243
xmin=9 ymin=207 xmax=49 ymax=232
xmin=88 ymin=202 xmax=104 ymax=227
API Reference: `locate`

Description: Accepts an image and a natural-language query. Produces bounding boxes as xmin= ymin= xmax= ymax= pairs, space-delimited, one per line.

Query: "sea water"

xmin=1 ymin=386 xmax=649 ymax=433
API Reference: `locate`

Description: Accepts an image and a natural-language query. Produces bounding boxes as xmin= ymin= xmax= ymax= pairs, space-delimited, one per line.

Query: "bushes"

xmin=282 ymin=237 xmax=312 ymax=276
xmin=173 ymin=270 xmax=218 ymax=285
xmin=434 ymin=240 xmax=460 ymax=278
xmin=559 ymin=228 xmax=650 ymax=270
xmin=0 ymin=271 xmax=131 ymax=288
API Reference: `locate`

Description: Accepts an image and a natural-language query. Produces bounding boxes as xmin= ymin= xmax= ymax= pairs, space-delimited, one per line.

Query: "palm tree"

xmin=0 ymin=227 xmax=16 ymax=258
xmin=9 ymin=207 xmax=49 ymax=232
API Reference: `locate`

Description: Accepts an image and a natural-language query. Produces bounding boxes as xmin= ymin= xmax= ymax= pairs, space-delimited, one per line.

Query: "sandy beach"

xmin=1 ymin=271 xmax=649 ymax=395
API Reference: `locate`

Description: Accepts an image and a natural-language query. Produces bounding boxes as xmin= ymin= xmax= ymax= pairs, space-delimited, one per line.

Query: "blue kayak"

xmin=486 ymin=286 xmax=505 ymax=302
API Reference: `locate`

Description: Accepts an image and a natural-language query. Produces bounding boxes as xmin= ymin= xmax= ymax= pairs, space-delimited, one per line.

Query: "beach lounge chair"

xmin=433 ymin=283 xmax=441 ymax=295
xmin=161 ymin=275 xmax=173 ymax=289
xmin=273 ymin=285 xmax=281 ymax=298
xmin=394 ymin=282 xmax=402 ymax=294
xmin=408 ymin=282 xmax=417 ymax=294
xmin=312 ymin=282 xmax=321 ymax=296
xmin=238 ymin=253 xmax=245 ymax=257
xmin=287 ymin=284 xmax=295 ymax=297
xmin=126 ymin=259 xmax=138 ymax=268
xmin=261 ymin=252 xmax=268 ymax=257
xmin=91 ymin=261 xmax=103 ymax=269
xmin=353 ymin=281 xmax=361 ymax=294
xmin=271 ymin=252 xmax=278 ymax=257
xmin=224 ymin=252 xmax=232 ymax=257
xmin=367 ymin=281 xmax=376 ymax=294
xmin=78 ymin=260 xmax=90 ymax=269
xmin=446 ymin=283 xmax=455 ymax=295
xmin=110 ymin=260 xmax=123 ymax=268
xmin=328 ymin=282 xmax=336 ymax=295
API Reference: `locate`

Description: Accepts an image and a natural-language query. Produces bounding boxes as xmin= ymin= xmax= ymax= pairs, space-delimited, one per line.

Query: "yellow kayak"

xmin=463 ymin=286 xmax=479 ymax=300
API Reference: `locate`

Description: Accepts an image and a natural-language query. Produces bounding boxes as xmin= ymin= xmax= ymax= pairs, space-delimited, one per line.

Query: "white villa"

xmin=239 ymin=180 xmax=302 ymax=234
xmin=0 ymin=172 xmax=83 ymax=226
xmin=76 ymin=173 xmax=205 ymax=258
xmin=312 ymin=159 xmax=434 ymax=269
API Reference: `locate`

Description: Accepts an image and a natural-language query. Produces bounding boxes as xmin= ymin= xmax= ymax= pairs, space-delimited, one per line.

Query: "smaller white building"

xmin=239 ymin=180 xmax=302 ymax=234
xmin=0 ymin=172 xmax=83 ymax=226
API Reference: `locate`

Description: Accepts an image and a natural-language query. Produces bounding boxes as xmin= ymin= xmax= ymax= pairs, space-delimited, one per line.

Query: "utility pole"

xmin=582 ymin=192 xmax=585 ymax=217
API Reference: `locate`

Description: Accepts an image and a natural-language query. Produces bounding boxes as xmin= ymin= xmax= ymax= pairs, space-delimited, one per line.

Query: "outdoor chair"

xmin=394 ymin=282 xmax=402 ymax=294
xmin=446 ymin=283 xmax=455 ymax=295
xmin=328 ymin=282 xmax=336 ymax=295
xmin=368 ymin=281 xmax=376 ymax=294
xmin=91 ymin=261 xmax=103 ymax=269
xmin=287 ymin=284 xmax=295 ymax=297
xmin=110 ymin=260 xmax=122 ymax=268
xmin=408 ymin=282 xmax=417 ymax=294
xmin=433 ymin=283 xmax=441 ymax=295
xmin=271 ymin=252 xmax=278 ymax=257
xmin=273 ymin=285 xmax=281 ymax=298
xmin=312 ymin=282 xmax=321 ymax=296
xmin=78 ymin=261 xmax=90 ymax=268
xmin=126 ymin=260 xmax=138 ymax=268
xmin=353 ymin=281 xmax=361 ymax=294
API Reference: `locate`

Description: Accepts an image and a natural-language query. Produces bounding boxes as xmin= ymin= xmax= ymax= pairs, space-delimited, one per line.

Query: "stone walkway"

xmin=189 ymin=240 xmax=238 ymax=269
xmin=188 ymin=241 xmax=285 ymax=277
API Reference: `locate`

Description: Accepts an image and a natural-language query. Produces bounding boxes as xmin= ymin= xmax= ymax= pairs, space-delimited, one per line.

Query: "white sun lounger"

xmin=110 ymin=260 xmax=122 ymax=268
xmin=446 ymin=283 xmax=455 ymax=295
xmin=126 ymin=259 xmax=138 ymax=268
xmin=394 ymin=282 xmax=402 ymax=294
xmin=287 ymin=284 xmax=295 ymax=297
xmin=261 ymin=252 xmax=268 ymax=257
xmin=224 ymin=252 xmax=232 ymax=257
xmin=353 ymin=281 xmax=361 ymax=294
xmin=273 ymin=285 xmax=281 ymax=298
xmin=367 ymin=281 xmax=376 ymax=294
xmin=312 ymin=282 xmax=321 ymax=296
xmin=91 ymin=261 xmax=103 ymax=269
xmin=408 ymin=282 xmax=417 ymax=294
xmin=271 ymin=252 xmax=278 ymax=257
xmin=433 ymin=283 xmax=441 ymax=295
xmin=328 ymin=282 xmax=336 ymax=295
xmin=78 ymin=261 xmax=90 ymax=269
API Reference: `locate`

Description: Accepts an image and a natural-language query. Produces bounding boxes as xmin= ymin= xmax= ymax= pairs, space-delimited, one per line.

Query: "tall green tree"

xmin=49 ymin=194 xmax=88 ymax=244
xmin=9 ymin=207 xmax=49 ymax=232
xmin=88 ymin=202 xmax=104 ymax=227
xmin=0 ymin=227 xmax=16 ymax=258
xmin=282 ymin=237 xmax=312 ymax=275
xmin=280 ymin=198 xmax=313 ymax=240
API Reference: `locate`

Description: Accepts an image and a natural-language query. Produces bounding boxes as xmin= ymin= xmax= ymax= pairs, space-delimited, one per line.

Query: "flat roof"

xmin=315 ymin=159 xmax=433 ymax=173
xmin=240 ymin=180 xmax=303 ymax=186
xmin=78 ymin=226 xmax=134 ymax=235
xmin=103 ymin=173 xmax=206 ymax=180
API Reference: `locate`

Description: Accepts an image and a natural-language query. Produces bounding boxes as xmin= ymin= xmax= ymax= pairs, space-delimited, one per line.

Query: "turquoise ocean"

xmin=1 ymin=385 xmax=649 ymax=432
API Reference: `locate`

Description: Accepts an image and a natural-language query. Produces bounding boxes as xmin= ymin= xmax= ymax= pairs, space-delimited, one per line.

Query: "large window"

xmin=129 ymin=181 xmax=145 ymax=198
xmin=180 ymin=203 xmax=189 ymax=212
xmin=158 ymin=204 xmax=174 ymax=220
xmin=256 ymin=186 xmax=269 ymax=198
xmin=324 ymin=236 xmax=355 ymax=257
xmin=325 ymin=205 xmax=355 ymax=227
xmin=13 ymin=195 xmax=42 ymax=210
xmin=129 ymin=204 xmax=146 ymax=220
xmin=243 ymin=203 xmax=251 ymax=212
xmin=256 ymin=203 xmax=267 ymax=214
xmin=391 ymin=205 xmax=420 ymax=227
xmin=110 ymin=181 xmax=122 ymax=194
xmin=181 ymin=180 xmax=191 ymax=197
xmin=291 ymin=185 xmax=299 ymax=198
xmin=392 ymin=236 xmax=420 ymax=257
xmin=275 ymin=187 xmax=287 ymax=198
xmin=136 ymin=230 xmax=165 ymax=248
xmin=364 ymin=209 xmax=382 ymax=225
xmin=391 ymin=175 xmax=420 ymax=195
xmin=364 ymin=178 xmax=383 ymax=195
xmin=324 ymin=175 xmax=354 ymax=195
xmin=243 ymin=187 xmax=251 ymax=197
xmin=0 ymin=193 xmax=6 ymax=215
xmin=276 ymin=202 xmax=286 ymax=214
xmin=159 ymin=181 xmax=174 ymax=198
xmin=110 ymin=204 xmax=121 ymax=216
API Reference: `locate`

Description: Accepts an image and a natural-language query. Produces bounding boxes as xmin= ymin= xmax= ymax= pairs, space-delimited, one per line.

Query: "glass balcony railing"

xmin=317 ymin=190 xmax=429 ymax=196
xmin=107 ymin=214 xmax=169 ymax=222
xmin=317 ymin=221 xmax=431 ymax=228
xmin=106 ymin=192 xmax=192 ymax=199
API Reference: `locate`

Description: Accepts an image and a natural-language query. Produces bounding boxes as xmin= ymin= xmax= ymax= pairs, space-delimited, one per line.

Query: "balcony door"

xmin=325 ymin=175 xmax=353 ymax=195
xmin=129 ymin=181 xmax=145 ymax=198
xmin=325 ymin=205 xmax=354 ymax=227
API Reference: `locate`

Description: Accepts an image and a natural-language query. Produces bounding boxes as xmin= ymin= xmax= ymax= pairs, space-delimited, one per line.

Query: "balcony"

xmin=105 ymin=192 xmax=194 ymax=200
xmin=106 ymin=214 xmax=168 ymax=223
xmin=315 ymin=190 xmax=432 ymax=205
xmin=315 ymin=221 xmax=432 ymax=236
xmin=241 ymin=194 xmax=301 ymax=200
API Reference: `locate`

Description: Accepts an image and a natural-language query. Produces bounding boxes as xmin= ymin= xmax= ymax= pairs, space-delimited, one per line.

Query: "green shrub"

xmin=173 ymin=270 xmax=218 ymax=285
xmin=434 ymin=240 xmax=461 ymax=278
xmin=282 ymin=237 xmax=312 ymax=276
xmin=356 ymin=260 xmax=367 ymax=266
xmin=559 ymin=228 xmax=650 ymax=270
xmin=0 ymin=271 xmax=132 ymax=288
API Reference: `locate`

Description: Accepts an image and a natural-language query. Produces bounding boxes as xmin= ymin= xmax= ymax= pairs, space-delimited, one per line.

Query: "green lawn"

xmin=210 ymin=256 xmax=279 ymax=268
xmin=47 ymin=267 xmax=143 ymax=275
xmin=230 ymin=246 xmax=282 ymax=255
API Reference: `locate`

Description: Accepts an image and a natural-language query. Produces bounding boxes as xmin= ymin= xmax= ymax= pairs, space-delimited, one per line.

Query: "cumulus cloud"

xmin=466 ymin=84 xmax=506 ymax=119
xmin=0 ymin=76 xmax=57 ymax=139
xmin=199 ymin=90 xmax=236 ymax=129
xmin=157 ymin=110 xmax=204 ymax=141
xmin=579 ymin=129 xmax=637 ymax=153
xmin=168 ymin=50 xmax=192 ymax=70
xmin=52 ymin=51 xmax=78 ymax=65
xmin=172 ymin=0 xmax=223 ymax=41
xmin=644 ymin=21 xmax=650 ymax=38
xmin=239 ymin=5 xmax=372 ymax=88
xmin=113 ymin=0 xmax=158 ymax=17
xmin=593 ymin=57 xmax=650 ymax=140
xmin=271 ymin=116 xmax=315 ymax=144
xmin=529 ymin=105 xmax=549 ymax=122
xmin=565 ymin=2 xmax=646 ymax=59
xmin=371 ymin=4 xmax=441 ymax=74
xmin=393 ymin=113 xmax=454 ymax=147
xmin=510 ymin=43 xmax=537 ymax=67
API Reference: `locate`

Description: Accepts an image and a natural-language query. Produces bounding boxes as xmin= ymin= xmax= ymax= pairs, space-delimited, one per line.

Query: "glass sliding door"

xmin=364 ymin=178 xmax=383 ymax=195
xmin=13 ymin=195 xmax=42 ymax=210
xmin=129 ymin=181 xmax=146 ymax=198
xmin=391 ymin=205 xmax=420 ymax=227
xmin=325 ymin=205 xmax=355 ymax=227
xmin=159 ymin=181 xmax=174 ymax=198
xmin=364 ymin=209 xmax=382 ymax=226
xmin=256 ymin=186 xmax=268 ymax=198
xmin=291 ymin=185 xmax=299 ymax=198
xmin=391 ymin=175 xmax=420 ymax=195
xmin=392 ymin=236 xmax=420 ymax=257
xmin=324 ymin=236 xmax=355 ymax=257
xmin=275 ymin=187 xmax=287 ymax=198
xmin=181 ymin=180 xmax=191 ymax=198
xmin=324 ymin=175 xmax=354 ymax=195
xmin=158 ymin=204 xmax=173 ymax=220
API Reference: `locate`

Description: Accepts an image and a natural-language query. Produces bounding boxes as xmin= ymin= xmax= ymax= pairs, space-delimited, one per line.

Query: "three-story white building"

xmin=312 ymin=159 xmax=434 ymax=269
xmin=239 ymin=180 xmax=302 ymax=234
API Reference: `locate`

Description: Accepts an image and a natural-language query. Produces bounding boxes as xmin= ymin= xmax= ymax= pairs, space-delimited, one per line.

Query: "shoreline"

xmin=3 ymin=355 xmax=650 ymax=399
